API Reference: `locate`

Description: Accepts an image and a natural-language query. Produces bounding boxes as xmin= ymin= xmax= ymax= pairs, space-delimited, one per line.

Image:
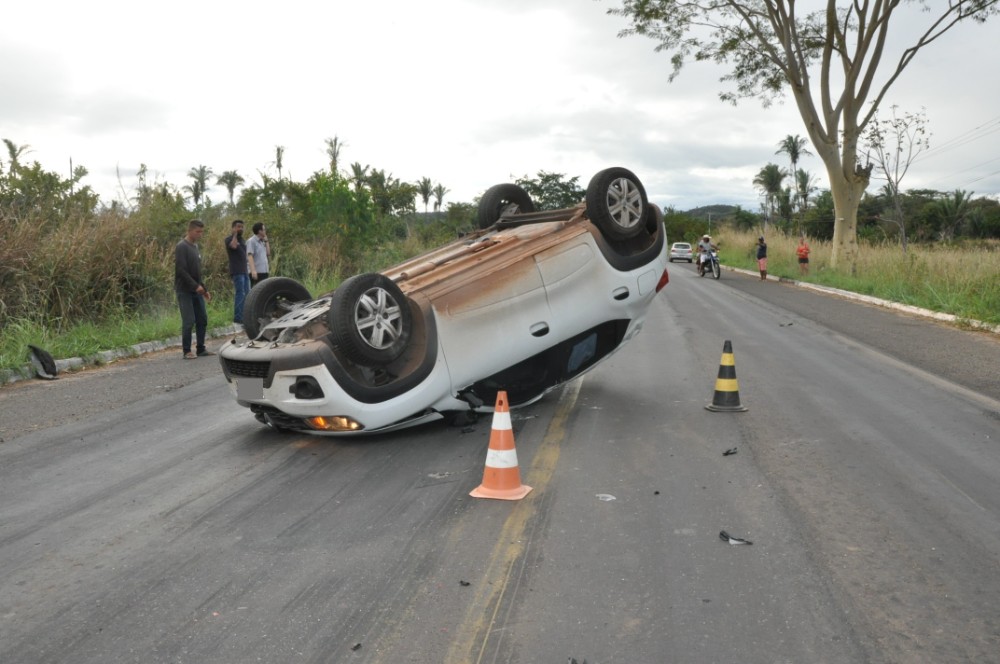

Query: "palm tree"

xmin=184 ymin=165 xmax=214 ymax=207
xmin=216 ymin=170 xmax=245 ymax=206
xmin=417 ymin=177 xmax=433 ymax=213
xmin=935 ymin=189 xmax=974 ymax=241
xmin=2 ymin=138 xmax=32 ymax=176
xmin=324 ymin=136 xmax=344 ymax=181
xmin=752 ymin=163 xmax=787 ymax=233
xmin=432 ymin=183 xmax=449 ymax=212
xmin=794 ymin=168 xmax=817 ymax=234
xmin=777 ymin=135 xmax=812 ymax=230
xmin=349 ymin=162 xmax=369 ymax=194
xmin=273 ymin=145 xmax=285 ymax=181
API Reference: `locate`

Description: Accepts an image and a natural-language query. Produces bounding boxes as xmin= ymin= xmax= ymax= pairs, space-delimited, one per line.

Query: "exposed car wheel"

xmin=329 ymin=273 xmax=412 ymax=366
xmin=585 ymin=167 xmax=648 ymax=241
xmin=477 ymin=184 xmax=535 ymax=229
xmin=243 ymin=277 xmax=312 ymax=339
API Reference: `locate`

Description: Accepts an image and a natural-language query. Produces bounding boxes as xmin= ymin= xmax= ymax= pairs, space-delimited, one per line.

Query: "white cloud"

xmin=2 ymin=0 xmax=998 ymax=212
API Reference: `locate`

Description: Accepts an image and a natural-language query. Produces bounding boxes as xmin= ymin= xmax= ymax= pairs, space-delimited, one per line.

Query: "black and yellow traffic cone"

xmin=706 ymin=340 xmax=747 ymax=412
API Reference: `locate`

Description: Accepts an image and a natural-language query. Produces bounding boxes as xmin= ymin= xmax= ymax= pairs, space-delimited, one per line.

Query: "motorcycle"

xmin=697 ymin=249 xmax=721 ymax=279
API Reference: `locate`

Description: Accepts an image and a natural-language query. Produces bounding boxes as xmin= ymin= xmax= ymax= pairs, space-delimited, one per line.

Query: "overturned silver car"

xmin=219 ymin=167 xmax=669 ymax=434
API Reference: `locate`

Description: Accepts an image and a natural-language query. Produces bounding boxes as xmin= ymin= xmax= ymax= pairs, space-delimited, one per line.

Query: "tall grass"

xmin=3 ymin=209 xmax=997 ymax=376
xmin=0 ymin=207 xmax=455 ymax=374
xmin=717 ymin=229 xmax=1000 ymax=325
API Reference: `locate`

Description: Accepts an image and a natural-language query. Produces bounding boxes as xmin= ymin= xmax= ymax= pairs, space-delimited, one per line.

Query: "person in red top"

xmin=797 ymin=236 xmax=811 ymax=275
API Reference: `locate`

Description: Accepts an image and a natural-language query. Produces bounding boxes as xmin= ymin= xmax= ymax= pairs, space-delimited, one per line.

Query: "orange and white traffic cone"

xmin=470 ymin=391 xmax=532 ymax=501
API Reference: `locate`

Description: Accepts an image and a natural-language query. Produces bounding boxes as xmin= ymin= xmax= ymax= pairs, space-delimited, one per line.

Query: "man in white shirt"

xmin=246 ymin=222 xmax=271 ymax=286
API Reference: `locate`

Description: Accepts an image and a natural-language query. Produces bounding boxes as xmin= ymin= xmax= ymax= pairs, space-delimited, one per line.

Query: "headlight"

xmin=306 ymin=416 xmax=364 ymax=432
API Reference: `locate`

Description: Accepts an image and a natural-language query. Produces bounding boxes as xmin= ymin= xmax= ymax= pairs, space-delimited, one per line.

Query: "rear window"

xmin=673 ymin=243 xmax=691 ymax=249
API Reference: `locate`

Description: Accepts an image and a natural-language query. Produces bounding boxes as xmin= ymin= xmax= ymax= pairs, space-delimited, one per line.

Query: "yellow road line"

xmin=445 ymin=379 xmax=582 ymax=664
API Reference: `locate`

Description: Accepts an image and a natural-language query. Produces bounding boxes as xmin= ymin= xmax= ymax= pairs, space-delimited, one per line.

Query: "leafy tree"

xmin=513 ymin=171 xmax=585 ymax=210
xmin=300 ymin=170 xmax=377 ymax=252
xmin=417 ymin=177 xmax=433 ymax=213
xmin=806 ymin=190 xmax=836 ymax=241
xmin=0 ymin=159 xmax=98 ymax=219
xmin=776 ymin=187 xmax=794 ymax=229
xmin=610 ymin=0 xmax=1000 ymax=268
xmin=752 ymin=163 xmax=786 ymax=233
xmin=367 ymin=169 xmax=417 ymax=217
xmin=966 ymin=197 xmax=1000 ymax=239
xmin=730 ymin=205 xmax=762 ymax=232
xmin=216 ymin=170 xmax=245 ymax=206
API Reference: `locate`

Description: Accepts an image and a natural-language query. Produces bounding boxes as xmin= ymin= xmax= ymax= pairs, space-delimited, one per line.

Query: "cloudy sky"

xmin=3 ymin=0 xmax=1000 ymax=213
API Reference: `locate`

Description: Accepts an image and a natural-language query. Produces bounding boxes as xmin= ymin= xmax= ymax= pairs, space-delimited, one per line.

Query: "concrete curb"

xmin=727 ymin=266 xmax=1000 ymax=335
xmin=1 ymin=325 xmax=241 ymax=387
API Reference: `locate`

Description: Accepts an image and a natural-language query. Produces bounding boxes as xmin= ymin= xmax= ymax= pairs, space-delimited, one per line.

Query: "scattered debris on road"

xmin=719 ymin=530 xmax=753 ymax=545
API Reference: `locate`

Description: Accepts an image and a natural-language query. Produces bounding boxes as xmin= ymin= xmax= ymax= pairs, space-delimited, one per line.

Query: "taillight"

xmin=655 ymin=269 xmax=669 ymax=292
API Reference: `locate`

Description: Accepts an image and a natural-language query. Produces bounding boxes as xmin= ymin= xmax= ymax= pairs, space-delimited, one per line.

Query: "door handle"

xmin=530 ymin=322 xmax=550 ymax=337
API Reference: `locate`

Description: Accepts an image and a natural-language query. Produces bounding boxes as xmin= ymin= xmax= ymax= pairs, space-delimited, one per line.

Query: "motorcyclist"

xmin=695 ymin=234 xmax=718 ymax=274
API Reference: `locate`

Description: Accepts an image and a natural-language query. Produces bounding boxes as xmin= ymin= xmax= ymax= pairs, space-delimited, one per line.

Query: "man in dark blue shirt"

xmin=225 ymin=219 xmax=249 ymax=326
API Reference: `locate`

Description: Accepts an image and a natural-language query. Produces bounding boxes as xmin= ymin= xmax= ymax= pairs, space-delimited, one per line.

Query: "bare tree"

xmin=865 ymin=105 xmax=930 ymax=253
xmin=610 ymin=1 xmax=999 ymax=268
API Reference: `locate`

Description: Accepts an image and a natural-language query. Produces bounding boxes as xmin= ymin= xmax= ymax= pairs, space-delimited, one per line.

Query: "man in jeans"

xmin=225 ymin=219 xmax=250 ymax=327
xmin=246 ymin=222 xmax=270 ymax=287
xmin=174 ymin=219 xmax=213 ymax=359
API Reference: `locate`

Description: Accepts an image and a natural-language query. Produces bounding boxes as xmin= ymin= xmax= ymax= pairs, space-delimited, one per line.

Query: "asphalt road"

xmin=1 ymin=266 xmax=998 ymax=663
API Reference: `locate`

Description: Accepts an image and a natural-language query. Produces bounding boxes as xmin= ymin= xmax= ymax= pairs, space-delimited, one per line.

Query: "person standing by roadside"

xmin=797 ymin=235 xmax=811 ymax=275
xmin=246 ymin=222 xmax=271 ymax=287
xmin=756 ymin=235 xmax=768 ymax=281
xmin=175 ymin=219 xmax=213 ymax=359
xmin=225 ymin=219 xmax=249 ymax=327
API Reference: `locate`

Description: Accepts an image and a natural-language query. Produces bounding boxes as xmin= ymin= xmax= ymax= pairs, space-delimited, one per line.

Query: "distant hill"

xmin=684 ymin=204 xmax=739 ymax=219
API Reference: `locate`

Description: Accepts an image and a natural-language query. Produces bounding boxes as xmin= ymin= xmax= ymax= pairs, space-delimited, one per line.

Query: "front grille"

xmin=251 ymin=405 xmax=308 ymax=431
xmin=224 ymin=358 xmax=271 ymax=379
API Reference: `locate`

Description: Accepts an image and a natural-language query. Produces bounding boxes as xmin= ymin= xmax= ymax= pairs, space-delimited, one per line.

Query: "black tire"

xmin=329 ymin=273 xmax=412 ymax=366
xmin=243 ymin=277 xmax=312 ymax=339
xmin=477 ymin=184 xmax=535 ymax=229
xmin=585 ymin=167 xmax=648 ymax=241
xmin=711 ymin=260 xmax=721 ymax=279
